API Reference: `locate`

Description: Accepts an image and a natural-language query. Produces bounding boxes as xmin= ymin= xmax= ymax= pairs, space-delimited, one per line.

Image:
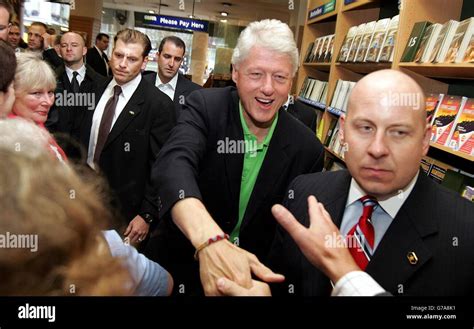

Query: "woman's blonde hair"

xmin=14 ymin=52 xmax=57 ymax=95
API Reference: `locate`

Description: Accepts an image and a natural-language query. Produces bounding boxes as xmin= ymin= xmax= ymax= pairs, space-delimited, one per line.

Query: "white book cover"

xmin=338 ymin=26 xmax=358 ymax=62
xmin=446 ymin=18 xmax=474 ymax=63
xmin=434 ymin=20 xmax=459 ymax=63
xmin=377 ymin=15 xmax=399 ymax=62
xmin=347 ymin=23 xmax=366 ymax=62
xmin=354 ymin=21 xmax=377 ymax=62
xmin=418 ymin=23 xmax=443 ymax=63
xmin=454 ymin=17 xmax=474 ymax=63
xmin=330 ymin=79 xmax=343 ymax=108
xmin=365 ymin=18 xmax=391 ymax=62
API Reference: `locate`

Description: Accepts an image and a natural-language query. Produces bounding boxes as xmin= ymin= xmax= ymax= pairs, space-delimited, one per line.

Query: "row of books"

xmin=429 ymin=94 xmax=473 ymax=156
xmin=298 ymin=77 xmax=328 ymax=104
xmin=338 ymin=15 xmax=399 ymax=63
xmin=303 ymin=34 xmax=335 ymax=63
xmin=421 ymin=155 xmax=474 ymax=202
xmin=401 ymin=17 xmax=474 ymax=63
xmin=329 ymin=79 xmax=356 ymax=113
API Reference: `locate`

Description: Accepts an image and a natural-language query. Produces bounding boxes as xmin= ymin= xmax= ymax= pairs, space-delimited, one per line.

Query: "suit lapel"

xmin=367 ymin=174 xmax=437 ymax=294
xmin=102 ymin=79 xmax=145 ymax=150
xmin=223 ymin=90 xmax=244 ymax=222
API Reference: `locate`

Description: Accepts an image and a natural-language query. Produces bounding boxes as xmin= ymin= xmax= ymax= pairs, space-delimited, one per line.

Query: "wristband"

xmin=194 ymin=233 xmax=230 ymax=261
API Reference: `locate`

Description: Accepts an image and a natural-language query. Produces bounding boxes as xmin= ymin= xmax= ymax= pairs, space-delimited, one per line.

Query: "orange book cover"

xmin=431 ymin=95 xmax=465 ymax=145
xmin=448 ymin=98 xmax=474 ymax=155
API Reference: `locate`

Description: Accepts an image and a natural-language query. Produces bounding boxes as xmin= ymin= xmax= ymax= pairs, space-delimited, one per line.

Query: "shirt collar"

xmin=238 ymin=101 xmax=278 ymax=148
xmin=283 ymin=95 xmax=292 ymax=110
xmin=156 ymin=71 xmax=178 ymax=91
xmin=65 ymin=64 xmax=86 ymax=79
xmin=345 ymin=172 xmax=419 ymax=218
xmin=94 ymin=45 xmax=103 ymax=56
xmin=111 ymin=73 xmax=142 ymax=102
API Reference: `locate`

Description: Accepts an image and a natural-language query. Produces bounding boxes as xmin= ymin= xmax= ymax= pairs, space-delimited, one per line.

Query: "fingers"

xmin=248 ymin=253 xmax=285 ymax=283
xmin=272 ymin=204 xmax=306 ymax=243
xmin=124 ymin=223 xmax=132 ymax=237
xmin=216 ymin=277 xmax=248 ymax=296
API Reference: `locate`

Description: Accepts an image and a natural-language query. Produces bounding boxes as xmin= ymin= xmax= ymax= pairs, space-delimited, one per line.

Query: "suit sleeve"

xmin=151 ymin=90 xmax=210 ymax=219
xmin=139 ymin=91 xmax=177 ymax=220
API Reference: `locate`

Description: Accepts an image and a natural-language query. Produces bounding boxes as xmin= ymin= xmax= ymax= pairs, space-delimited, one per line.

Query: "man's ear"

xmin=141 ymin=56 xmax=149 ymax=71
xmin=231 ymin=64 xmax=238 ymax=84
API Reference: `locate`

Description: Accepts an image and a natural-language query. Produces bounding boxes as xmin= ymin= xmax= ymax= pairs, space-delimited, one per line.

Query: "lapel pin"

xmin=129 ymin=111 xmax=135 ymax=115
xmin=407 ymin=251 xmax=418 ymax=265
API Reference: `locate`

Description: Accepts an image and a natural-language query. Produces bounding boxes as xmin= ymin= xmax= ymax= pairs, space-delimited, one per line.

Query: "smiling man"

xmin=146 ymin=19 xmax=324 ymax=295
xmin=76 ymin=29 xmax=176 ymax=245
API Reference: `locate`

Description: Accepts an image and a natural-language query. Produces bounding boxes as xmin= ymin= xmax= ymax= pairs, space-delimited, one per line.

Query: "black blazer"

xmin=43 ymin=48 xmax=63 ymax=69
xmin=145 ymin=86 xmax=325 ymax=294
xmin=269 ymin=170 xmax=474 ymax=296
xmin=286 ymin=99 xmax=318 ymax=132
xmin=86 ymin=46 xmax=109 ymax=77
xmin=143 ymin=71 xmax=202 ymax=119
xmin=77 ymin=77 xmax=176 ymax=225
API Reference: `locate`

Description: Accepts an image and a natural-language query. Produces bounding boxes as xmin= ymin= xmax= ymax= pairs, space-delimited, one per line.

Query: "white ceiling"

xmin=105 ymin=0 xmax=294 ymax=26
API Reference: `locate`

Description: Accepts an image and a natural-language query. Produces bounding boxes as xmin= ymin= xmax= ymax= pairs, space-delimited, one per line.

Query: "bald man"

xmin=260 ymin=69 xmax=474 ymax=296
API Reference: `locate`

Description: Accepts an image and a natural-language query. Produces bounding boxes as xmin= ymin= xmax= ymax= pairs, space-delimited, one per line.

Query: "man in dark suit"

xmin=143 ymin=36 xmax=201 ymax=119
xmin=263 ymin=69 xmax=474 ymax=296
xmin=145 ymin=19 xmax=325 ymax=295
xmin=46 ymin=32 xmax=106 ymax=159
xmin=78 ymin=29 xmax=176 ymax=245
xmin=86 ymin=33 xmax=110 ymax=77
xmin=285 ymin=95 xmax=318 ymax=132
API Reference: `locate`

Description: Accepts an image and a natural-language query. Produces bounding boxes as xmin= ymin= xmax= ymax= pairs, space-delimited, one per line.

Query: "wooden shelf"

xmin=324 ymin=146 xmax=345 ymax=162
xmin=303 ymin=62 xmax=331 ymax=71
xmin=336 ymin=62 xmax=392 ymax=74
xmin=429 ymin=142 xmax=474 ymax=162
xmin=398 ymin=63 xmax=474 ymax=80
xmin=342 ymin=0 xmax=378 ymax=12
xmin=308 ymin=10 xmax=337 ymax=25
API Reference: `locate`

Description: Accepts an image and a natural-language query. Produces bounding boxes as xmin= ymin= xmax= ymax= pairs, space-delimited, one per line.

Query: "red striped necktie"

xmin=347 ymin=195 xmax=377 ymax=270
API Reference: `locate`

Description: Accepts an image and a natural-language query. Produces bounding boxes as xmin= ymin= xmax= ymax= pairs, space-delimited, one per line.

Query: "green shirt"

xmin=230 ymin=102 xmax=279 ymax=244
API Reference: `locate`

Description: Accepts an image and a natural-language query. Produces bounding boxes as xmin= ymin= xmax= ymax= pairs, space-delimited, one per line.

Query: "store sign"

xmin=308 ymin=0 xmax=336 ymax=20
xmin=135 ymin=12 xmax=208 ymax=32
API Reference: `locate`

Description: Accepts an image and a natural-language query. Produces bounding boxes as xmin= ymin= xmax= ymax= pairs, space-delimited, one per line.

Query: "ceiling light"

xmin=148 ymin=10 xmax=155 ymax=14
xmin=220 ymin=19 xmax=227 ymax=23
xmin=220 ymin=11 xmax=228 ymax=16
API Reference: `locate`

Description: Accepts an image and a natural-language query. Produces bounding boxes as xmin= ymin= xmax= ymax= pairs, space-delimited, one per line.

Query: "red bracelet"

xmin=194 ymin=233 xmax=230 ymax=260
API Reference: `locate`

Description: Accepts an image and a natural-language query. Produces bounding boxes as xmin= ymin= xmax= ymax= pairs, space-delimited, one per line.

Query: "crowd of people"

xmin=0 ymin=0 xmax=473 ymax=297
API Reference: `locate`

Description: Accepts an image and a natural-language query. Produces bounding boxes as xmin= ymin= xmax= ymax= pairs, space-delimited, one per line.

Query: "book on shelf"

xmin=415 ymin=23 xmax=442 ymax=63
xmin=448 ymin=98 xmax=474 ymax=156
xmin=431 ymin=95 xmax=467 ymax=146
xmin=324 ymin=35 xmax=335 ymax=62
xmin=354 ymin=21 xmax=376 ymax=62
xmin=365 ymin=18 xmax=391 ymax=62
xmin=400 ymin=21 xmax=432 ymax=62
xmin=453 ymin=17 xmax=474 ymax=63
xmin=303 ymin=42 xmax=314 ymax=63
xmin=346 ymin=23 xmax=366 ymax=62
xmin=452 ymin=17 xmax=474 ymax=63
xmin=317 ymin=36 xmax=331 ymax=62
xmin=338 ymin=26 xmax=358 ymax=62
xmin=430 ymin=20 xmax=459 ymax=63
xmin=308 ymin=37 xmax=322 ymax=63
xmin=377 ymin=15 xmax=399 ymax=62
xmin=441 ymin=169 xmax=474 ymax=197
xmin=428 ymin=159 xmax=456 ymax=184
xmin=461 ymin=33 xmax=474 ymax=62
xmin=420 ymin=156 xmax=434 ymax=175
xmin=425 ymin=93 xmax=444 ymax=125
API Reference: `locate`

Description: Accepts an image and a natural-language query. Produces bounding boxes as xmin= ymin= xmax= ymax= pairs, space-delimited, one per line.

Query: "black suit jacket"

xmin=78 ymin=77 xmax=176 ymax=225
xmin=269 ymin=170 xmax=474 ymax=296
xmin=86 ymin=46 xmax=109 ymax=77
xmin=145 ymin=86 xmax=325 ymax=294
xmin=143 ymin=71 xmax=202 ymax=119
xmin=286 ymin=99 xmax=318 ymax=132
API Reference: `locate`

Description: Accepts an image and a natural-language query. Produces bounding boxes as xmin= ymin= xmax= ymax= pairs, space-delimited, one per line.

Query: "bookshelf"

xmin=297 ymin=0 xmax=473 ymax=176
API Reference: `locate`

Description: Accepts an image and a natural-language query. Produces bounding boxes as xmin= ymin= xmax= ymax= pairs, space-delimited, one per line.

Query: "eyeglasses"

xmin=0 ymin=23 xmax=12 ymax=31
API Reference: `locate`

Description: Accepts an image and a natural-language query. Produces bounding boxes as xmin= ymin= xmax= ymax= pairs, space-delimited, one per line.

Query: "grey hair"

xmin=231 ymin=19 xmax=299 ymax=76
xmin=14 ymin=52 xmax=56 ymax=95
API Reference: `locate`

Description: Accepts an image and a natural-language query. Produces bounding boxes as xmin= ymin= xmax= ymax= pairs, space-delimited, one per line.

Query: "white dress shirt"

xmin=65 ymin=64 xmax=86 ymax=86
xmin=332 ymin=173 xmax=419 ymax=296
xmin=87 ymin=74 xmax=142 ymax=169
xmin=155 ymin=72 xmax=178 ymax=101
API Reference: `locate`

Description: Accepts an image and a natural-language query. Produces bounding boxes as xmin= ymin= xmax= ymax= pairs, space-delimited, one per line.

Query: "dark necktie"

xmin=93 ymin=85 xmax=122 ymax=164
xmin=71 ymin=71 xmax=80 ymax=93
xmin=347 ymin=195 xmax=377 ymax=270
